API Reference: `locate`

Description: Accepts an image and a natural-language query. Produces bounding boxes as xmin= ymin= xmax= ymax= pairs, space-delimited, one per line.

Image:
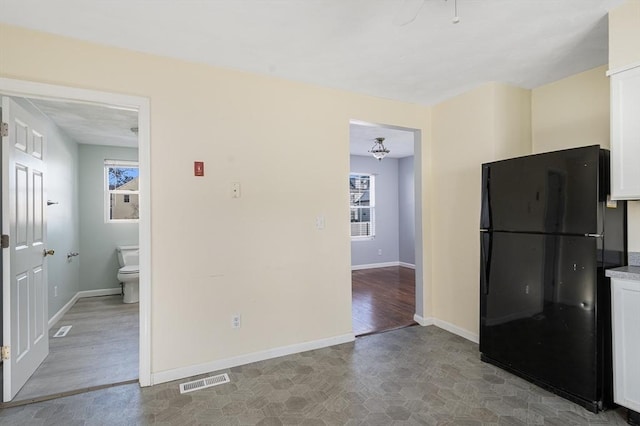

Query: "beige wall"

xmin=609 ymin=0 xmax=640 ymax=72
xmin=494 ymin=84 xmax=532 ymax=160
xmin=531 ymin=65 xmax=610 ymax=154
xmin=0 ymin=24 xmax=432 ymax=374
xmin=531 ymin=54 xmax=639 ymax=252
xmin=610 ymin=0 xmax=640 ymax=252
xmin=430 ymin=83 xmax=531 ymax=335
xmin=3 ymin=5 xmax=635 ymax=372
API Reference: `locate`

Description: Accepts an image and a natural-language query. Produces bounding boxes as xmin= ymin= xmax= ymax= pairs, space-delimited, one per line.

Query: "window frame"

xmin=349 ymin=172 xmax=375 ymax=241
xmin=104 ymin=159 xmax=140 ymax=223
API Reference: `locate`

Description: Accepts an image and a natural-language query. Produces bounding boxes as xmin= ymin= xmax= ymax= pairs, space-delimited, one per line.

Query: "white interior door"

xmin=2 ymin=97 xmax=49 ymax=402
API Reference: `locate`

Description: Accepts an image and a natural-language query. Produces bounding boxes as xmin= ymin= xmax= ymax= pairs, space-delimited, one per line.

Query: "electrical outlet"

xmin=54 ymin=286 xmax=58 ymax=297
xmin=231 ymin=314 xmax=241 ymax=329
xmin=378 ymin=249 xmax=382 ymax=256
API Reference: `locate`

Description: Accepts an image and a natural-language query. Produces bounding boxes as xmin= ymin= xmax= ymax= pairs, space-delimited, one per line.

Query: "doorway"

xmin=349 ymin=120 xmax=424 ymax=336
xmin=0 ymin=78 xmax=151 ymax=403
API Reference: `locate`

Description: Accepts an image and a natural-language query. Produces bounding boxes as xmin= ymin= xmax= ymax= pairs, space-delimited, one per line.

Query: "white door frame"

xmin=0 ymin=77 xmax=152 ymax=388
xmin=348 ymin=119 xmax=426 ymax=323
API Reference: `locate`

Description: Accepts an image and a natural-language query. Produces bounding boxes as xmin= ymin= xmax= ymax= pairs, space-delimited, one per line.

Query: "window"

xmin=350 ymin=173 xmax=375 ymax=239
xmin=105 ymin=160 xmax=139 ymax=222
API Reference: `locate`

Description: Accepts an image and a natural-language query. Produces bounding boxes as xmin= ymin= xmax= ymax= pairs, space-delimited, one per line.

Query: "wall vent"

xmin=179 ymin=373 xmax=230 ymax=394
xmin=53 ymin=325 xmax=72 ymax=338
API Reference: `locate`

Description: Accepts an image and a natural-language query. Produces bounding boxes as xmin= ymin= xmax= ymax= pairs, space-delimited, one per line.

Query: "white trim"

xmin=606 ymin=61 xmax=640 ymax=77
xmin=413 ymin=314 xmax=479 ymax=344
xmin=105 ymin=159 xmax=138 ymax=167
xmin=0 ymin=77 xmax=152 ymax=389
xmin=399 ymin=262 xmax=415 ymax=269
xmin=48 ymin=288 xmax=122 ymax=329
xmin=104 ymin=160 xmax=140 ymax=223
xmin=351 ymin=261 xmax=401 ymax=270
xmin=48 ymin=294 xmax=80 ymax=330
xmin=349 ymin=173 xmax=375 ymax=240
xmin=413 ymin=314 xmax=434 ymax=326
xmin=152 ymin=333 xmax=355 ymax=385
xmin=77 ymin=288 xmax=121 ymax=298
xmin=433 ymin=318 xmax=479 ymax=344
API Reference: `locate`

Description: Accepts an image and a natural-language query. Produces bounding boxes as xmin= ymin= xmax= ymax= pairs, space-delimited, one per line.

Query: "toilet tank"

xmin=116 ymin=245 xmax=139 ymax=267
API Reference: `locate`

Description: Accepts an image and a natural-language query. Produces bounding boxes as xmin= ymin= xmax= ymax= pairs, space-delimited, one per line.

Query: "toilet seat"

xmin=119 ymin=265 xmax=139 ymax=275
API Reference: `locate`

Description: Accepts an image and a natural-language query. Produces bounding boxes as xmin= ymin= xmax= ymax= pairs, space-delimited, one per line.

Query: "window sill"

xmin=351 ymin=236 xmax=375 ymax=242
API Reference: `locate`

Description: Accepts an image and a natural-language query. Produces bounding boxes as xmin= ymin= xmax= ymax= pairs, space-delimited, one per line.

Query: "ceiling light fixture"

xmin=369 ymin=137 xmax=390 ymax=161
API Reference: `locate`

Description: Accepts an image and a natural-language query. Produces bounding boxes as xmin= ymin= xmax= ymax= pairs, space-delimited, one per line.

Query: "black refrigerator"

xmin=479 ymin=145 xmax=627 ymax=413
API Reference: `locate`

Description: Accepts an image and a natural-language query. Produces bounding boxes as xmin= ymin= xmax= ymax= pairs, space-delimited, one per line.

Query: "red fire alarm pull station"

xmin=194 ymin=161 xmax=204 ymax=177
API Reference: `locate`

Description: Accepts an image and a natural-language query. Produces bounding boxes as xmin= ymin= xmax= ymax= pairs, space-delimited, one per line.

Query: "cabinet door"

xmin=612 ymin=278 xmax=640 ymax=411
xmin=611 ymin=66 xmax=640 ymax=200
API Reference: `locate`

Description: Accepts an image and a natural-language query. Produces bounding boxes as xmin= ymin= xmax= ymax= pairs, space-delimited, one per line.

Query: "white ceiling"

xmin=27 ymin=98 xmax=139 ymax=148
xmin=0 ymin=0 xmax=622 ymax=107
xmin=2 ymin=0 xmax=622 ymax=147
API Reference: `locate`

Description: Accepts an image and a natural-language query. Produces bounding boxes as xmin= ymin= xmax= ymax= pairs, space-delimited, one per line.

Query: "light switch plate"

xmin=232 ymin=182 xmax=241 ymax=198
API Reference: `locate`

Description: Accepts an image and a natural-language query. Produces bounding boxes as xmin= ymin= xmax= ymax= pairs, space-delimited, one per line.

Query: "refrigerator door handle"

xmin=585 ymin=233 xmax=603 ymax=238
xmin=480 ymin=166 xmax=491 ymax=229
xmin=480 ymin=233 xmax=491 ymax=295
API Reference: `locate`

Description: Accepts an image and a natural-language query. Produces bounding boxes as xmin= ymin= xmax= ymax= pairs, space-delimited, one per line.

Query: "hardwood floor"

xmin=12 ymin=295 xmax=138 ymax=403
xmin=352 ymin=266 xmax=416 ymax=336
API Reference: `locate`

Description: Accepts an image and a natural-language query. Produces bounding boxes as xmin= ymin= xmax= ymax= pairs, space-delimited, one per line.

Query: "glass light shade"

xmin=369 ymin=137 xmax=390 ymax=161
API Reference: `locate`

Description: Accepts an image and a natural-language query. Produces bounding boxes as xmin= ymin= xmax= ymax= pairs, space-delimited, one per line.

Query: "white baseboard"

xmin=413 ymin=314 xmax=434 ymax=326
xmin=48 ymin=287 xmax=122 ymax=329
xmin=433 ymin=318 xmax=479 ymax=344
xmin=48 ymin=293 xmax=80 ymax=329
xmin=351 ymin=261 xmax=399 ymax=270
xmin=352 ymin=261 xmax=415 ymax=271
xmin=413 ymin=314 xmax=478 ymax=344
xmin=77 ymin=288 xmax=121 ymax=298
xmin=152 ymin=333 xmax=355 ymax=386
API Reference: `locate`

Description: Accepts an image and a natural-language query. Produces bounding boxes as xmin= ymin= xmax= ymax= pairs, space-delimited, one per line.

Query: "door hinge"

xmin=1 ymin=346 xmax=9 ymax=361
xmin=1 ymin=122 xmax=8 ymax=137
xmin=1 ymin=234 xmax=8 ymax=249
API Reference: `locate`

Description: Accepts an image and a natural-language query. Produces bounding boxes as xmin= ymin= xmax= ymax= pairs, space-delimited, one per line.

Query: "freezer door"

xmin=481 ymin=146 xmax=600 ymax=234
xmin=480 ymin=232 xmax=599 ymax=402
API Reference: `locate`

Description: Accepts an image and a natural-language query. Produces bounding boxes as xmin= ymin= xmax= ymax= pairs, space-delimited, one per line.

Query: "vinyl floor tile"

xmin=0 ymin=326 xmax=629 ymax=425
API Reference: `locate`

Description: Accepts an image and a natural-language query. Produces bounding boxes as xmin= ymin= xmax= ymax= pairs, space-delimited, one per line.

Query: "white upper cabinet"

xmin=610 ymin=64 xmax=640 ymax=200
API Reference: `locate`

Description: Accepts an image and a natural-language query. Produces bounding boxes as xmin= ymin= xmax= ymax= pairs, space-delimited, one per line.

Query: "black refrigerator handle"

xmin=480 ymin=232 xmax=491 ymax=295
xmin=480 ymin=165 xmax=491 ymax=229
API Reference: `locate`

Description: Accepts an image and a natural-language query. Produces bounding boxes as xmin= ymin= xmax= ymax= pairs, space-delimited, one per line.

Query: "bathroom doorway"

xmin=0 ymin=78 xmax=151 ymax=404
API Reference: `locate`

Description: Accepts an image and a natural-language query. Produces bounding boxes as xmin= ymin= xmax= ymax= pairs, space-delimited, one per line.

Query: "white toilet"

xmin=116 ymin=245 xmax=139 ymax=304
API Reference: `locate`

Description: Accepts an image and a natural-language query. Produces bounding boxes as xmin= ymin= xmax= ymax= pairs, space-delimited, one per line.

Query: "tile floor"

xmin=0 ymin=325 xmax=628 ymax=425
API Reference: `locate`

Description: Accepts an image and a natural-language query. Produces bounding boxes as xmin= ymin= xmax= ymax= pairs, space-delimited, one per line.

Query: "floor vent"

xmin=53 ymin=325 xmax=72 ymax=338
xmin=179 ymin=373 xmax=230 ymax=394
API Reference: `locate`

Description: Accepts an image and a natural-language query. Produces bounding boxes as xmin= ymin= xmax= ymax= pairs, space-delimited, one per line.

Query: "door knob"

xmin=43 ymin=249 xmax=55 ymax=257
